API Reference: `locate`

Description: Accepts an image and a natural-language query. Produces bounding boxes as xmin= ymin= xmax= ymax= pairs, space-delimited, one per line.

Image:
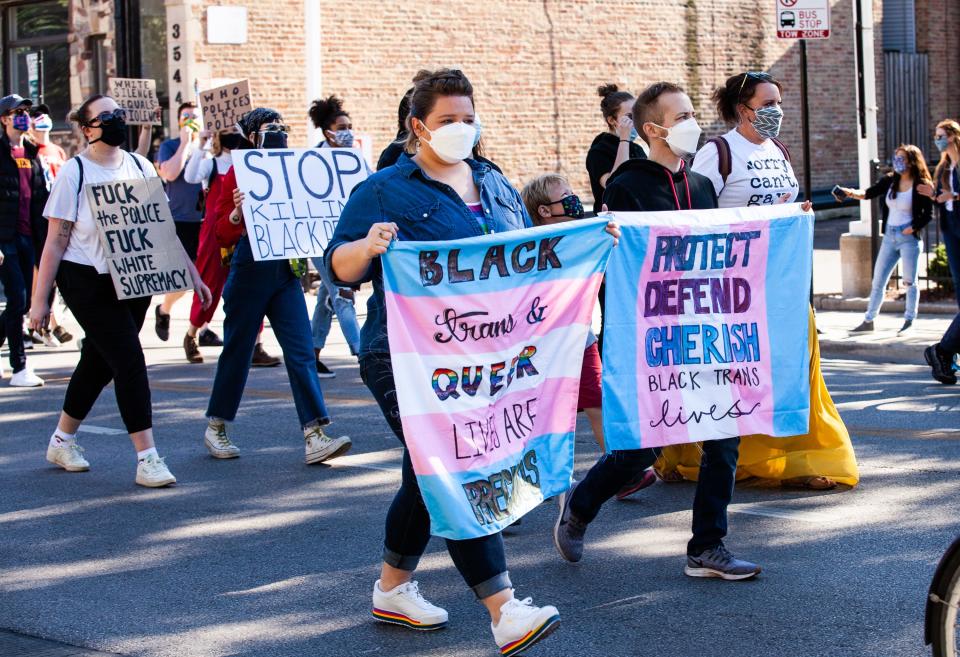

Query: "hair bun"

xmin=597 ymin=83 xmax=620 ymax=98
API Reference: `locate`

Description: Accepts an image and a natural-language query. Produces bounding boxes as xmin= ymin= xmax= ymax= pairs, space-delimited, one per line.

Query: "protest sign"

xmin=381 ymin=219 xmax=614 ymax=539
xmin=602 ymin=204 xmax=812 ymax=450
xmin=232 ymin=147 xmax=369 ymax=261
xmin=85 ymin=177 xmax=193 ymax=299
xmin=107 ymin=78 xmax=160 ymax=125
xmin=199 ymin=79 xmax=251 ymax=132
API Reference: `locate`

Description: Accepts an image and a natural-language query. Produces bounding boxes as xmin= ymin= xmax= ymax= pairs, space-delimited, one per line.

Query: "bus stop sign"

xmin=776 ymin=0 xmax=830 ymax=39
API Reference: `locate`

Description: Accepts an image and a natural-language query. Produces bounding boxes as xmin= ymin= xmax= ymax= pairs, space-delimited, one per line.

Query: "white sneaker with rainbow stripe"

xmin=492 ymin=594 xmax=560 ymax=656
xmin=371 ymin=580 xmax=448 ymax=631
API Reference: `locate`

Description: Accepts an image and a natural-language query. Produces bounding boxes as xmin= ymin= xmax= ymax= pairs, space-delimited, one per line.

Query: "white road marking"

xmin=78 ymin=425 xmax=126 ymax=435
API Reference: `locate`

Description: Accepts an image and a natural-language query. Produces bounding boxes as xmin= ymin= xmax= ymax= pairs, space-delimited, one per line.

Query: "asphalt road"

xmin=1 ymin=314 xmax=959 ymax=657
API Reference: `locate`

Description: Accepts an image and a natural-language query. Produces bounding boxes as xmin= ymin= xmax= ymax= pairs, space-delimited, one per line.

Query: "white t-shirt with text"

xmin=43 ymin=152 xmax=156 ymax=274
xmin=692 ymin=128 xmax=800 ymax=208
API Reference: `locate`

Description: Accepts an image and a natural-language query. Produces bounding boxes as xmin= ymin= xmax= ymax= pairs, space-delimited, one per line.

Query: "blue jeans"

xmin=865 ymin=225 xmax=921 ymax=321
xmin=941 ymin=209 xmax=960 ymax=310
xmin=0 ymin=233 xmax=35 ymax=373
xmin=570 ymin=438 xmax=741 ymax=556
xmin=310 ymin=257 xmax=360 ymax=355
xmin=940 ymin=312 xmax=960 ymax=355
xmin=359 ymin=353 xmax=512 ymax=599
xmin=207 ymin=240 xmax=330 ymax=428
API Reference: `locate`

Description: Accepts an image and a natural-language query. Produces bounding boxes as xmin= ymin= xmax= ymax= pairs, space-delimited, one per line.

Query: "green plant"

xmin=928 ymin=243 xmax=955 ymax=293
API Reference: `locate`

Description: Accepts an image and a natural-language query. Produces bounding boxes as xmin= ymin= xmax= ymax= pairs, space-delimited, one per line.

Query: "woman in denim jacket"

xmin=327 ymin=68 xmax=564 ymax=657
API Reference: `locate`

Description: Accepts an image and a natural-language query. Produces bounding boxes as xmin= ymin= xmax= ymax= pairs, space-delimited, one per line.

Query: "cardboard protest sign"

xmin=199 ymin=80 xmax=251 ymax=132
xmin=381 ymin=220 xmax=615 ymax=539
xmin=232 ymin=147 xmax=369 ymax=261
xmin=602 ymin=204 xmax=813 ymax=449
xmin=108 ymin=78 xmax=161 ymax=125
xmin=86 ymin=177 xmax=193 ymax=299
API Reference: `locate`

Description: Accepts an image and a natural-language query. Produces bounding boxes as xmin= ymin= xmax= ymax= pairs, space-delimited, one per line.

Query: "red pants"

xmin=189 ymin=216 xmax=228 ymax=328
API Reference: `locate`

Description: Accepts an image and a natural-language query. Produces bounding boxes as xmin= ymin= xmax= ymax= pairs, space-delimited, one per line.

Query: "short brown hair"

xmin=521 ymin=173 xmax=568 ymax=225
xmin=404 ymin=68 xmax=476 ymax=155
xmin=632 ymin=82 xmax=686 ymax=129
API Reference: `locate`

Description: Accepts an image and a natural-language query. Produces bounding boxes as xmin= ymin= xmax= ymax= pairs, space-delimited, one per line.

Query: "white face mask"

xmin=419 ymin=120 xmax=477 ymax=163
xmin=653 ymin=117 xmax=702 ymax=156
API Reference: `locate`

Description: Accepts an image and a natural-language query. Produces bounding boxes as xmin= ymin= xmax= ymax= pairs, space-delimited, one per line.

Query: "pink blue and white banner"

xmin=382 ymin=219 xmax=614 ymax=539
xmin=602 ymin=204 xmax=813 ymax=450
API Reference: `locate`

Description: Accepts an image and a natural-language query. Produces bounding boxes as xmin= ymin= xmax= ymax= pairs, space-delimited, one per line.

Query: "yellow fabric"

xmin=655 ymin=307 xmax=860 ymax=487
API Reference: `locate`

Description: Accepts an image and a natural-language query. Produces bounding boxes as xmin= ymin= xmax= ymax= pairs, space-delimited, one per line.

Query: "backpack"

xmin=707 ymin=135 xmax=792 ymax=185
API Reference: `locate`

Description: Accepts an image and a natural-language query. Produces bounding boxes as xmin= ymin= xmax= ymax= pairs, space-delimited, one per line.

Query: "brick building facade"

xmin=1 ymin=0 xmax=956 ymax=205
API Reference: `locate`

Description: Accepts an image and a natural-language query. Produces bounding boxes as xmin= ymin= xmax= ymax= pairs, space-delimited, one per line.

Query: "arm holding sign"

xmin=134 ymin=125 xmax=152 ymax=158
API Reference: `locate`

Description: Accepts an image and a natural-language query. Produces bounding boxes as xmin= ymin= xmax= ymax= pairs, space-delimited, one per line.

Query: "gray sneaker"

xmin=553 ymin=482 xmax=587 ymax=563
xmin=685 ymin=545 xmax=760 ymax=581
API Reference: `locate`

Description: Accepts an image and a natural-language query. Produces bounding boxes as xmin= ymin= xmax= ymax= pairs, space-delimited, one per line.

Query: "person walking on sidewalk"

xmin=153 ymin=102 xmax=211 ymax=344
xmin=672 ymin=70 xmax=859 ymax=492
xmin=306 ymin=95 xmax=363 ymax=376
xmin=0 ymin=94 xmax=49 ymax=387
xmin=552 ymin=81 xmax=760 ymax=582
xmin=30 ymin=93 xmax=212 ymax=486
xmin=202 ymin=107 xmax=350 ymax=465
xmin=843 ymin=145 xmax=934 ymax=334
xmin=328 ymin=69 xmax=562 ymax=656
xmin=919 ymin=120 xmax=960 ymax=308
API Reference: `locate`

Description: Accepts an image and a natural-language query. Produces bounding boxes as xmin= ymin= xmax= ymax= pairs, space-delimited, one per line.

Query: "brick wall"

xmin=916 ymin=0 xmax=960 ymax=150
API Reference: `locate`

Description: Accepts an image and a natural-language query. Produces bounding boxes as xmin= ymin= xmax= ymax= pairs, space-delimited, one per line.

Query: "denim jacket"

xmin=325 ymin=152 xmax=531 ymax=356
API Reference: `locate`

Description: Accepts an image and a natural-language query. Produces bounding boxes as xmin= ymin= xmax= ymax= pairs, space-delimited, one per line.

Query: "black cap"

xmin=29 ymin=103 xmax=50 ymax=116
xmin=0 ymin=94 xmax=32 ymax=115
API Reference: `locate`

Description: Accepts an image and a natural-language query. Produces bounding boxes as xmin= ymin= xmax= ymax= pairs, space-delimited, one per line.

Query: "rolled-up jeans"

xmin=570 ymin=438 xmax=740 ymax=556
xmin=359 ymin=352 xmax=512 ymax=599
xmin=864 ymin=224 xmax=921 ymax=321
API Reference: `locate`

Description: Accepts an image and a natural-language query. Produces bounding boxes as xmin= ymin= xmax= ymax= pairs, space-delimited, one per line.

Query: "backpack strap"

xmin=708 ymin=136 xmax=732 ymax=185
xmin=75 ymin=156 xmax=84 ymax=205
xmin=126 ymin=151 xmax=146 ymax=178
xmin=771 ymin=138 xmax=792 ymax=162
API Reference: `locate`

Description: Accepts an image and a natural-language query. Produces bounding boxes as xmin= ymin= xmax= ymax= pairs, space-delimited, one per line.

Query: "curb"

xmin=814 ymin=294 xmax=958 ymax=315
xmin=818 ymin=338 xmax=928 ymax=364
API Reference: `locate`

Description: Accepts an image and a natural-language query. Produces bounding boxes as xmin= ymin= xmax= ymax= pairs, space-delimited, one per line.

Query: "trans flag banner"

xmin=602 ymin=204 xmax=812 ymax=450
xmin=381 ymin=219 xmax=614 ymax=539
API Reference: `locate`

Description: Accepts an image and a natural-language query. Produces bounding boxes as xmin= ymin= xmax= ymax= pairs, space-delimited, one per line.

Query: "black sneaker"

xmin=316 ymin=360 xmax=336 ymax=379
xmin=897 ymin=319 xmax=913 ymax=334
xmin=154 ymin=306 xmax=170 ymax=341
xmin=198 ymin=328 xmax=223 ymax=347
xmin=850 ymin=319 xmax=874 ymax=333
xmin=685 ymin=545 xmax=760 ymax=581
xmin=553 ymin=482 xmax=587 ymax=563
xmin=924 ymin=344 xmax=957 ymax=385
xmin=183 ymin=334 xmax=203 ymax=364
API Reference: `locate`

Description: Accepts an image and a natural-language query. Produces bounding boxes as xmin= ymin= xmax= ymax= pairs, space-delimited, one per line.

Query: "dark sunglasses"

xmin=737 ymin=71 xmax=773 ymax=103
xmin=259 ymin=123 xmax=289 ymax=133
xmin=85 ymin=108 xmax=127 ymax=126
xmin=5 ymin=107 xmax=28 ymax=117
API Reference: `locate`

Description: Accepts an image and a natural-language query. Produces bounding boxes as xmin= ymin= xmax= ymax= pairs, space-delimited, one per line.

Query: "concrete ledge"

xmin=814 ymin=294 xmax=958 ymax=315
xmin=817 ymin=338 xmax=927 ymax=364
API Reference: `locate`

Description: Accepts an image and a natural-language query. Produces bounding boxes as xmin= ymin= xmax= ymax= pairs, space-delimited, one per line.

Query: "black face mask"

xmin=89 ymin=115 xmax=127 ymax=147
xmin=259 ymin=131 xmax=287 ymax=149
xmin=220 ymin=133 xmax=251 ymax=150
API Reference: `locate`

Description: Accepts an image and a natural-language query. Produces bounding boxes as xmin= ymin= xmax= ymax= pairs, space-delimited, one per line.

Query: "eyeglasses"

xmin=85 ymin=109 xmax=127 ymax=126
xmin=737 ymin=71 xmax=773 ymax=104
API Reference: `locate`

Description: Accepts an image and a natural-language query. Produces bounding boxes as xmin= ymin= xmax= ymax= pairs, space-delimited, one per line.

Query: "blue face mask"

xmin=333 ymin=129 xmax=354 ymax=148
xmin=936 ymin=136 xmax=950 ymax=153
xmin=892 ymin=155 xmax=907 ymax=174
xmin=629 ymin=127 xmax=639 ymax=142
xmin=11 ymin=113 xmax=30 ymax=132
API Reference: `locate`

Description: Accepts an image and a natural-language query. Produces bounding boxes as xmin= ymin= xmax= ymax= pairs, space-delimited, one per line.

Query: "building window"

xmin=882 ymin=0 xmax=916 ymax=53
xmin=3 ymin=0 xmax=70 ymax=128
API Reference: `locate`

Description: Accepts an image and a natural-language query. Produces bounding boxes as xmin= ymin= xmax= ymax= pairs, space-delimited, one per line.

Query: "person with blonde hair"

xmin=919 ymin=119 xmax=960 ymax=307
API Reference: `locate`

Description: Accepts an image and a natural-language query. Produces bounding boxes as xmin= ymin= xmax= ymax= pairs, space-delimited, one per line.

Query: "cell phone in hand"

xmin=831 ymin=185 xmax=846 ymax=203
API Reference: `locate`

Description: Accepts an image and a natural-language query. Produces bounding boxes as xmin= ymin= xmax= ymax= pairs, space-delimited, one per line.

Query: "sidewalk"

xmin=814 ymin=308 xmax=952 ymax=364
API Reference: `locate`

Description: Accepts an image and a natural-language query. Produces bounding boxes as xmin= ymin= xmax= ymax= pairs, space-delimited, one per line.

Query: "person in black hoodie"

xmin=553 ymin=82 xmax=761 ymax=582
xmin=0 ymin=94 xmax=49 ymax=387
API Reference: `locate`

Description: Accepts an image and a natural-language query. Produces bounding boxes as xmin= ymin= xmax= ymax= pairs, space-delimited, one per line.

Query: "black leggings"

xmin=56 ymin=261 xmax=152 ymax=433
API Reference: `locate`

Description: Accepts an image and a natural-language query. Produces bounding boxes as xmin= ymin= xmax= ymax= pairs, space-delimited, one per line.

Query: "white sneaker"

xmin=304 ymin=426 xmax=351 ymax=464
xmin=204 ymin=422 xmax=240 ymax=459
xmin=491 ymin=594 xmax=560 ymax=657
xmin=10 ymin=367 xmax=43 ymax=387
xmin=135 ymin=454 xmax=176 ymax=487
xmin=32 ymin=329 xmax=59 ymax=348
xmin=46 ymin=440 xmax=90 ymax=472
xmin=371 ymin=580 xmax=448 ymax=630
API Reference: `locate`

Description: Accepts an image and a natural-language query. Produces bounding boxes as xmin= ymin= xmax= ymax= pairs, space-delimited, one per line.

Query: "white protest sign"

xmin=232 ymin=147 xmax=369 ymax=261
xmin=199 ymin=80 xmax=252 ymax=132
xmin=776 ymin=0 xmax=830 ymax=39
xmin=86 ymin=178 xmax=194 ymax=299
xmin=107 ymin=78 xmax=161 ymax=125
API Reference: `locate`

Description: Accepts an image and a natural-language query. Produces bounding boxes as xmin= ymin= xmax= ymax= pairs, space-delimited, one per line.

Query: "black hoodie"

xmin=602 ymin=158 xmax=717 ymax=213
